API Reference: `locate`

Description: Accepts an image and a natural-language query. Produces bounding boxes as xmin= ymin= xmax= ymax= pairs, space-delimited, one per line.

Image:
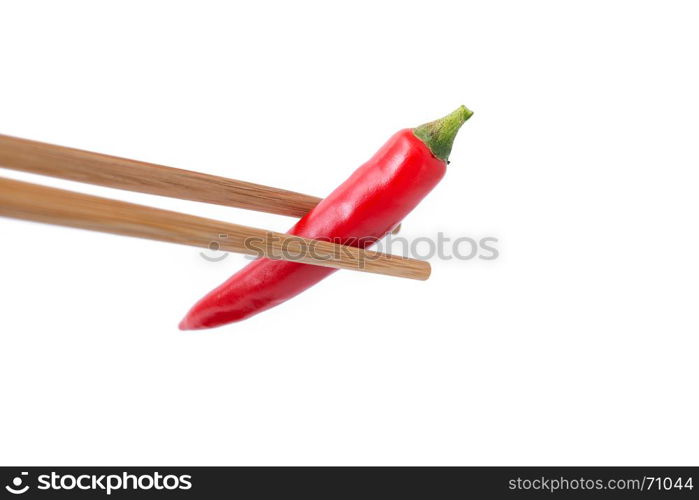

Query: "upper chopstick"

xmin=0 ymin=134 xmax=320 ymax=218
xmin=0 ymin=177 xmax=430 ymax=281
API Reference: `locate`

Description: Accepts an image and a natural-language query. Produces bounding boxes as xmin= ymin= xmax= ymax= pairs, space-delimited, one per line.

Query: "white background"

xmin=1 ymin=1 xmax=697 ymax=465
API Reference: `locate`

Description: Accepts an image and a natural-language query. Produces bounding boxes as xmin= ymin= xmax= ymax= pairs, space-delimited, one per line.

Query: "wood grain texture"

xmin=0 ymin=134 xmax=321 ymax=218
xmin=0 ymin=177 xmax=430 ymax=280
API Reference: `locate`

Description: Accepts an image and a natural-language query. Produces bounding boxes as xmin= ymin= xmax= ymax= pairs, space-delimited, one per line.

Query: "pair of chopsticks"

xmin=0 ymin=134 xmax=429 ymax=280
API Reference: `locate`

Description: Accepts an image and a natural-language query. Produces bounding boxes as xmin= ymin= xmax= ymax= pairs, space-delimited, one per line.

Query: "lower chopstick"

xmin=0 ymin=177 xmax=429 ymax=280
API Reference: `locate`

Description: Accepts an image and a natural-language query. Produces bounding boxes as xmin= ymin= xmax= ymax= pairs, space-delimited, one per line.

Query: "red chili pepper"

xmin=179 ymin=106 xmax=473 ymax=329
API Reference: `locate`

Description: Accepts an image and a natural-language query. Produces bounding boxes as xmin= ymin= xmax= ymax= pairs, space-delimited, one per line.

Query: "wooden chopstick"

xmin=0 ymin=177 xmax=430 ymax=281
xmin=0 ymin=133 xmax=320 ymax=218
xmin=0 ymin=133 xmax=402 ymax=233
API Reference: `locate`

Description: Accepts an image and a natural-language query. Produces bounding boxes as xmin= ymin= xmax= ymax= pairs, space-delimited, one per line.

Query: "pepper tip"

xmin=178 ymin=316 xmax=196 ymax=331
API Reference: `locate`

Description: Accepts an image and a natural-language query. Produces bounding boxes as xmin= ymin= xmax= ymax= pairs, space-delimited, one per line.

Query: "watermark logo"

xmin=200 ymin=234 xmax=230 ymax=262
xmin=5 ymin=472 xmax=29 ymax=495
xmin=199 ymin=231 xmax=499 ymax=265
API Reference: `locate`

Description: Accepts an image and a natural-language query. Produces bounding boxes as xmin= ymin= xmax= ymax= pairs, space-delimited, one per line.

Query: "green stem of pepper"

xmin=413 ymin=105 xmax=473 ymax=161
